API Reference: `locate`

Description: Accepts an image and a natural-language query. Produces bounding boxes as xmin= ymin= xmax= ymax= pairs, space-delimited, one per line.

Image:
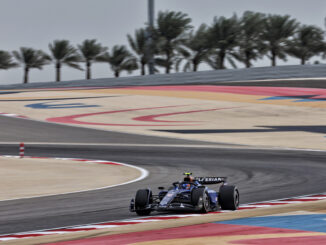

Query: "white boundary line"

xmin=0 ymin=155 xmax=148 ymax=202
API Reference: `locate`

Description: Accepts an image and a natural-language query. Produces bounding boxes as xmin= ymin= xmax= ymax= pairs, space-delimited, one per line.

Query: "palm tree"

xmin=155 ymin=10 xmax=192 ymax=73
xmin=13 ymin=47 xmax=51 ymax=84
xmin=98 ymin=45 xmax=138 ymax=77
xmin=78 ymin=39 xmax=107 ymax=79
xmin=237 ymin=11 xmax=267 ymax=68
xmin=262 ymin=14 xmax=299 ymax=66
xmin=175 ymin=24 xmax=210 ymax=72
xmin=49 ymin=40 xmax=83 ymax=82
xmin=127 ymin=28 xmax=148 ymax=75
xmin=206 ymin=15 xmax=240 ymax=69
xmin=286 ymin=25 xmax=325 ymax=65
xmin=0 ymin=50 xmax=18 ymax=70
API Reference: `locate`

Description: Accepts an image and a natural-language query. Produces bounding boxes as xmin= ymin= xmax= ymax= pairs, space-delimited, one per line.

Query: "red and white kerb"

xmin=19 ymin=143 xmax=24 ymax=158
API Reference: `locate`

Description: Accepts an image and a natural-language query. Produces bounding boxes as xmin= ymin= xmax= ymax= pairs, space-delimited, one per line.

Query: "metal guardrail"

xmin=1 ymin=64 xmax=326 ymax=89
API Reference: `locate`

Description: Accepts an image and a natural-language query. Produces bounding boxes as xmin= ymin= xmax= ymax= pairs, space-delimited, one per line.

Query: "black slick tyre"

xmin=192 ymin=187 xmax=210 ymax=213
xmin=219 ymin=185 xmax=239 ymax=210
xmin=135 ymin=189 xmax=152 ymax=215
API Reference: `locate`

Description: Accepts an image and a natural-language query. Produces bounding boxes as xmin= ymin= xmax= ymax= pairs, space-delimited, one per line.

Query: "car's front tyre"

xmin=192 ymin=187 xmax=210 ymax=213
xmin=135 ymin=189 xmax=152 ymax=216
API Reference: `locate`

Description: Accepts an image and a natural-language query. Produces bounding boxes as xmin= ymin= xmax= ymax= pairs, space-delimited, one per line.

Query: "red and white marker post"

xmin=19 ymin=142 xmax=25 ymax=158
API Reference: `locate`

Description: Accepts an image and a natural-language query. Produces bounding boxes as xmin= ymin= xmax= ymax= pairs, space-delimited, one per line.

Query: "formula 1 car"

xmin=130 ymin=173 xmax=239 ymax=216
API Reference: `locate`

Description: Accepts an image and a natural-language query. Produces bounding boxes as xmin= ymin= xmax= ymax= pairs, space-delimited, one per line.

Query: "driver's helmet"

xmin=182 ymin=174 xmax=194 ymax=189
xmin=183 ymin=175 xmax=194 ymax=182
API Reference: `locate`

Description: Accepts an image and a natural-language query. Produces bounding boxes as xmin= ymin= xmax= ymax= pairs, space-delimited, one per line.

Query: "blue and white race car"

xmin=130 ymin=173 xmax=239 ymax=215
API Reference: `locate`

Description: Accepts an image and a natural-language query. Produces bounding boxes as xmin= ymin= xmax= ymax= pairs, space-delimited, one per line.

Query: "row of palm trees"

xmin=1 ymin=10 xmax=326 ymax=83
xmin=0 ymin=39 xmax=137 ymax=83
xmin=130 ymin=11 xmax=326 ymax=73
xmin=150 ymin=11 xmax=325 ymax=72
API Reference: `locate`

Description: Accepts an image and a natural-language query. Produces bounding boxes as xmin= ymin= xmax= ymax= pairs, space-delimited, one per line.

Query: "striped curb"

xmin=0 ymin=189 xmax=325 ymax=242
xmin=19 ymin=143 xmax=25 ymax=158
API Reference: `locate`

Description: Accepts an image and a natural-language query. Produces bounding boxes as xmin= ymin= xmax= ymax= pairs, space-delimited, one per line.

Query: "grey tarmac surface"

xmin=0 ymin=117 xmax=326 ymax=235
xmin=0 ymin=116 xmax=218 ymax=145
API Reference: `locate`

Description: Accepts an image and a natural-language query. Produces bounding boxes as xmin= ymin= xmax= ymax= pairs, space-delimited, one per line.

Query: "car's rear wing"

xmin=194 ymin=177 xmax=227 ymax=184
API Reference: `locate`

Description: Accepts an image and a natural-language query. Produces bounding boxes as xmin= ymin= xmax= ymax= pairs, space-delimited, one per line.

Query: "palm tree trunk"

xmin=86 ymin=61 xmax=91 ymax=79
xmin=245 ymin=52 xmax=251 ymax=68
xmin=166 ymin=47 xmax=171 ymax=74
xmin=301 ymin=58 xmax=305 ymax=65
xmin=23 ymin=67 xmax=29 ymax=84
xmin=166 ymin=65 xmax=170 ymax=74
xmin=193 ymin=61 xmax=198 ymax=72
xmin=165 ymin=57 xmax=170 ymax=73
xmin=219 ymin=51 xmax=225 ymax=69
xmin=141 ymin=63 xmax=146 ymax=75
xmin=271 ymin=50 xmax=276 ymax=66
xmin=56 ymin=62 xmax=61 ymax=82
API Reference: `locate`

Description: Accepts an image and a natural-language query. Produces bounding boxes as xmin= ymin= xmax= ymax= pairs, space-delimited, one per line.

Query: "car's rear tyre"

xmin=192 ymin=188 xmax=210 ymax=213
xmin=219 ymin=185 xmax=239 ymax=210
xmin=135 ymin=189 xmax=152 ymax=216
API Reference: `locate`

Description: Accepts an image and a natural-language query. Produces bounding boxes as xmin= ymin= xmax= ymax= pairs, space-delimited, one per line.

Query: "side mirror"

xmin=158 ymin=186 xmax=165 ymax=190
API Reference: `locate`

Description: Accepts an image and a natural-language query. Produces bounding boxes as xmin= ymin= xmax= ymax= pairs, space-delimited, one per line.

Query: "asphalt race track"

xmin=1 ymin=116 xmax=326 ymax=235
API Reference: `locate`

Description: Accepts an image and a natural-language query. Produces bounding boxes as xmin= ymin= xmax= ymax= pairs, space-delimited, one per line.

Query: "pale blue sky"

xmin=1 ymin=0 xmax=326 ymax=84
